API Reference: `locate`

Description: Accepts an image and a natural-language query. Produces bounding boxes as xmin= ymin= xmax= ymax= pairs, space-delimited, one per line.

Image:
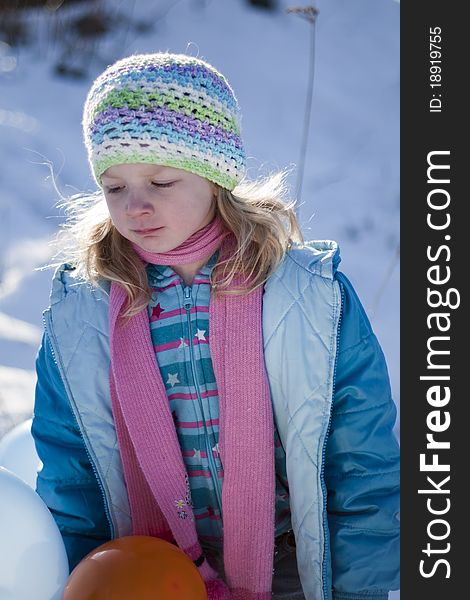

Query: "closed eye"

xmin=104 ymin=181 xmax=175 ymax=193
xmin=105 ymin=186 xmax=124 ymax=194
xmin=152 ymin=181 xmax=175 ymax=188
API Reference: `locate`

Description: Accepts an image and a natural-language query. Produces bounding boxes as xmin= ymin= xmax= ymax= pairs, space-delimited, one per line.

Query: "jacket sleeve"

xmin=324 ymin=272 xmax=400 ymax=600
xmin=31 ymin=331 xmax=112 ymax=572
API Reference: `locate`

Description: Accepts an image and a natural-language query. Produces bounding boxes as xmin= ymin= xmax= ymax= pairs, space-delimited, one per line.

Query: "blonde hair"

xmin=52 ymin=171 xmax=304 ymax=317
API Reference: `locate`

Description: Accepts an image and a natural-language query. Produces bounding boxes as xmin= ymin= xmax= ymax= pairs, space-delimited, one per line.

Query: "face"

xmin=101 ymin=163 xmax=217 ymax=252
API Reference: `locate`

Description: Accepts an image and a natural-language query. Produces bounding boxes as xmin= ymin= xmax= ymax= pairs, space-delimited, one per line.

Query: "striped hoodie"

xmin=146 ymin=250 xmax=292 ymax=550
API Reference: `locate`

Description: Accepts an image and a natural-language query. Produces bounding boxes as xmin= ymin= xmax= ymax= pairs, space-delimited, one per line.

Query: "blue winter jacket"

xmin=32 ymin=241 xmax=400 ymax=600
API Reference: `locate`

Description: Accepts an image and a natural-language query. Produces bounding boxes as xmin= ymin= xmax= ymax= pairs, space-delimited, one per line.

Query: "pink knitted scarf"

xmin=108 ymin=215 xmax=275 ymax=600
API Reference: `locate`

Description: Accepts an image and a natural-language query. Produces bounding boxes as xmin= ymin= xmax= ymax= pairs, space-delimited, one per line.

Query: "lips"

xmin=133 ymin=227 xmax=164 ymax=235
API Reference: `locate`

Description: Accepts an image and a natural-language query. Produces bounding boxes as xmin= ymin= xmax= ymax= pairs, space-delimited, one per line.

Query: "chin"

xmin=133 ymin=237 xmax=177 ymax=254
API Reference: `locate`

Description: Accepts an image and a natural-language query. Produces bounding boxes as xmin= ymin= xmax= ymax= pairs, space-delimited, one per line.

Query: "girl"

xmin=32 ymin=53 xmax=400 ymax=600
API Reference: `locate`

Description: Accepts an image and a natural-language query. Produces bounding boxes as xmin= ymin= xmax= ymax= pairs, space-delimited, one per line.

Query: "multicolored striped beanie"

xmin=82 ymin=52 xmax=246 ymax=191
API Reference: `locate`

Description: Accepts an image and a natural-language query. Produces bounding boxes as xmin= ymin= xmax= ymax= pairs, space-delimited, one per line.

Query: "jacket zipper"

xmin=182 ymin=285 xmax=224 ymax=519
xmin=320 ymin=279 xmax=344 ymax=600
xmin=43 ymin=312 xmax=115 ymax=539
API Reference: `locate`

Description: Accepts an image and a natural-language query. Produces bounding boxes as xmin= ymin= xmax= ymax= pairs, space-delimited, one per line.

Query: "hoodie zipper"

xmin=43 ymin=312 xmax=115 ymax=539
xmin=182 ymin=284 xmax=224 ymax=519
xmin=320 ymin=279 xmax=344 ymax=600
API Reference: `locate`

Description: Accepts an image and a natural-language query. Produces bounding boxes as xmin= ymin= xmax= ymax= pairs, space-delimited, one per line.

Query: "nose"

xmin=125 ymin=189 xmax=154 ymax=217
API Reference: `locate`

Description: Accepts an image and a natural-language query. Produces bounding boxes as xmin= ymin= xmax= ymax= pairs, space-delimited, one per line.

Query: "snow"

xmin=1 ymin=1 xmax=399 ymax=595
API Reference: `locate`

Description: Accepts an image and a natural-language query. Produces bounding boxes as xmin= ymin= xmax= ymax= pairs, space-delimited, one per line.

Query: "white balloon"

xmin=0 ymin=418 xmax=42 ymax=488
xmin=0 ymin=467 xmax=69 ymax=600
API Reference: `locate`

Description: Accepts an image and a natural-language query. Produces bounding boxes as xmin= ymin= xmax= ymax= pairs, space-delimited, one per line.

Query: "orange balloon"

xmin=61 ymin=535 xmax=208 ymax=599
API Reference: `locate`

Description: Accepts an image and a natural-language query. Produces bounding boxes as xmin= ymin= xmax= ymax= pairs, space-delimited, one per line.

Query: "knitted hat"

xmin=82 ymin=52 xmax=246 ymax=191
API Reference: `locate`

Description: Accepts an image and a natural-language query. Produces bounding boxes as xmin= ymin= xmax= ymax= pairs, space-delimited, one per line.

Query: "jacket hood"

xmin=49 ymin=239 xmax=341 ymax=305
xmin=49 ymin=264 xmax=110 ymax=307
xmin=287 ymin=240 xmax=341 ymax=280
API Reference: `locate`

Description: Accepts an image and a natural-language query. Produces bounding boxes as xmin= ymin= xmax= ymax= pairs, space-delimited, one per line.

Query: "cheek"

xmin=186 ymin=204 xmax=213 ymax=228
xmin=191 ymin=191 xmax=215 ymax=219
xmin=106 ymin=204 xmax=120 ymax=224
xmin=165 ymin=188 xmax=214 ymax=227
xmin=105 ymin=200 xmax=126 ymax=230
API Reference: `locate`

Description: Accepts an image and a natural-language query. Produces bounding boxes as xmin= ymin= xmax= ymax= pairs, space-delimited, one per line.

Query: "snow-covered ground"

xmin=1 ymin=0 xmax=399 ymax=594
